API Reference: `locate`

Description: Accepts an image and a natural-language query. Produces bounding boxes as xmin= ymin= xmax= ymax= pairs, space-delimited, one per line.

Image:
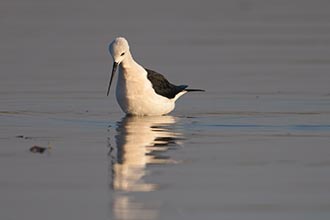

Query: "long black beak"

xmin=107 ymin=62 xmax=118 ymax=96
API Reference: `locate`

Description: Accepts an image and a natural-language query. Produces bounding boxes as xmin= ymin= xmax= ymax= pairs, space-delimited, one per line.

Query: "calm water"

xmin=1 ymin=0 xmax=330 ymax=219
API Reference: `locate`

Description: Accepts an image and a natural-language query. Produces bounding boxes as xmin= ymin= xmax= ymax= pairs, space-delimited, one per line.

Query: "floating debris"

xmin=16 ymin=135 xmax=33 ymax=139
xmin=30 ymin=145 xmax=47 ymax=153
xmin=29 ymin=142 xmax=52 ymax=154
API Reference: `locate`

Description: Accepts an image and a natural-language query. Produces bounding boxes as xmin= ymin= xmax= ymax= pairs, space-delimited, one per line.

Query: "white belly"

xmin=115 ymin=68 xmax=175 ymax=116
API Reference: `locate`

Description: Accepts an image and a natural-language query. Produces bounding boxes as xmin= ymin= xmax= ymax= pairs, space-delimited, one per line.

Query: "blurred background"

xmin=1 ymin=0 xmax=330 ymax=114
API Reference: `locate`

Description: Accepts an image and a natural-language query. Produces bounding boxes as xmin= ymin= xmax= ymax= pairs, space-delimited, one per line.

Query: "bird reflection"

xmin=109 ymin=115 xmax=182 ymax=192
xmin=108 ymin=115 xmax=183 ymax=220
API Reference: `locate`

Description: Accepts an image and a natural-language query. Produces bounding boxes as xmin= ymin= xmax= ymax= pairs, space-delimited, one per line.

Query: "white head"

xmin=107 ymin=37 xmax=130 ymax=96
xmin=109 ymin=37 xmax=130 ymax=64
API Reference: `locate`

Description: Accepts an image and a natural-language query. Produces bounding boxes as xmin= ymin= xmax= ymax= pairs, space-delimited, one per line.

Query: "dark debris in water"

xmin=16 ymin=135 xmax=33 ymax=139
xmin=30 ymin=145 xmax=49 ymax=154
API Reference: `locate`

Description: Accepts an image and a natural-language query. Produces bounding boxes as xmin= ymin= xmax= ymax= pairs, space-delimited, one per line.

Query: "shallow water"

xmin=1 ymin=0 xmax=330 ymax=219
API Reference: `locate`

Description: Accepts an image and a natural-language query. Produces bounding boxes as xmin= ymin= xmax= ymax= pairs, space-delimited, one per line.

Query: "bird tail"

xmin=184 ymin=89 xmax=205 ymax=92
xmin=173 ymin=88 xmax=204 ymax=101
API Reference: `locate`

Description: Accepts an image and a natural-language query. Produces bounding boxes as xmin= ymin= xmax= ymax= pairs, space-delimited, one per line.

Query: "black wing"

xmin=146 ymin=68 xmax=188 ymax=99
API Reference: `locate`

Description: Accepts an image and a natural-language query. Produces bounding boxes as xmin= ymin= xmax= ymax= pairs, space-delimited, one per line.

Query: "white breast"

xmin=115 ymin=66 xmax=175 ymax=116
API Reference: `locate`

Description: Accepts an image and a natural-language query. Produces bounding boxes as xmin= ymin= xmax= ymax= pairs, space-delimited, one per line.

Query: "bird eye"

xmin=120 ymin=52 xmax=125 ymax=56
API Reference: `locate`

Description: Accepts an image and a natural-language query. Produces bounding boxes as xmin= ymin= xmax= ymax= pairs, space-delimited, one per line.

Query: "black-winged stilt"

xmin=107 ymin=37 xmax=204 ymax=116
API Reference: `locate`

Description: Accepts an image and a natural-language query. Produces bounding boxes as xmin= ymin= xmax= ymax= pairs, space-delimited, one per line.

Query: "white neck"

xmin=120 ymin=51 xmax=138 ymax=69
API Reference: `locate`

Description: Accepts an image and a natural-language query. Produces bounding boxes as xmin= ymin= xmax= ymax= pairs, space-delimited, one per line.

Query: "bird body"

xmin=116 ymin=65 xmax=179 ymax=115
xmin=107 ymin=37 xmax=203 ymax=116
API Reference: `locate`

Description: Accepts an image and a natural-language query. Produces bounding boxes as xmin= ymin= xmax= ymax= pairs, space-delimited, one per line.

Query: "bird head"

xmin=107 ymin=37 xmax=130 ymax=96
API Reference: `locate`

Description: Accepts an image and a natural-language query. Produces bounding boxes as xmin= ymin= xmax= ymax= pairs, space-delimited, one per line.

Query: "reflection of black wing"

xmin=146 ymin=68 xmax=188 ymax=99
